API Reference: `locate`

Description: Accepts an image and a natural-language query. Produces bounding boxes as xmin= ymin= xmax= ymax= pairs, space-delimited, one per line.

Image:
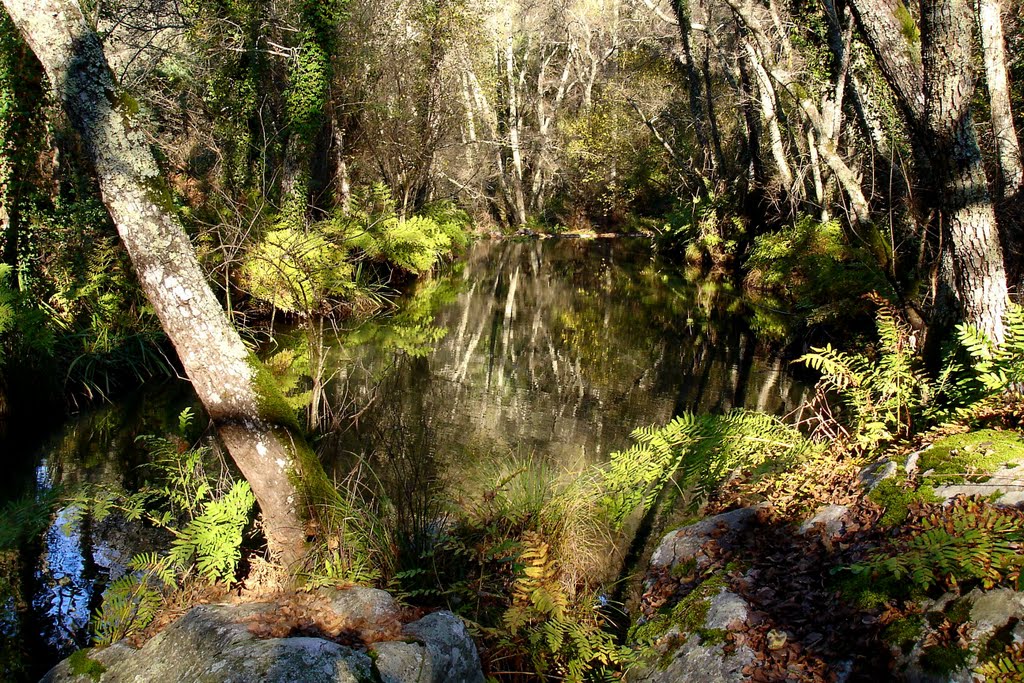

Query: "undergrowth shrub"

xmin=601 ymin=410 xmax=819 ymax=526
xmin=744 ymin=216 xmax=891 ymax=329
xmin=86 ymin=409 xmax=256 ymax=644
xmin=240 ymin=226 xmax=354 ymax=315
xmin=799 ymin=298 xmax=930 ymax=450
xmin=849 ymin=498 xmax=1024 ymax=593
xmin=338 ymin=185 xmax=470 ymax=275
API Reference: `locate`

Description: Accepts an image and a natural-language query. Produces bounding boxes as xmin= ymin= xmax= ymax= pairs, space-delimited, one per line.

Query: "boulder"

xmin=650 ymin=506 xmax=765 ymax=573
xmin=626 ymin=589 xmax=755 ymax=683
xmin=42 ymin=588 xmax=484 ymax=683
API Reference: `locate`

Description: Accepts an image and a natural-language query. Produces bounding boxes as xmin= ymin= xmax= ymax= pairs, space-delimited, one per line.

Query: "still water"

xmin=0 ymin=237 xmax=809 ymax=679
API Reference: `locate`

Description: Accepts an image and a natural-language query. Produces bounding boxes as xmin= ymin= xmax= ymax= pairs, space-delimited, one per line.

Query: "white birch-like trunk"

xmin=3 ymin=0 xmax=313 ymax=568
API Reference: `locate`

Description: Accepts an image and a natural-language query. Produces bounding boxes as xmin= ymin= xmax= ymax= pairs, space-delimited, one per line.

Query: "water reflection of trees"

xmin=271 ymin=239 xmax=810 ymax=479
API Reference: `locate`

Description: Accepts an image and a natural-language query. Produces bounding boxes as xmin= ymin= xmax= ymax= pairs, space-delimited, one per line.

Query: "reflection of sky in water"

xmin=33 ymin=505 xmax=92 ymax=652
xmin=0 ymin=595 xmax=18 ymax=638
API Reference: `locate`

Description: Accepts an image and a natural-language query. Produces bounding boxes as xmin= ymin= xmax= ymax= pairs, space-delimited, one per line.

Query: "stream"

xmin=0 ymin=237 xmax=811 ymax=680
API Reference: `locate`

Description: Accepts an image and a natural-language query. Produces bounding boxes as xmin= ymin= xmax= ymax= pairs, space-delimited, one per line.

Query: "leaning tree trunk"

xmin=2 ymin=0 xmax=316 ymax=568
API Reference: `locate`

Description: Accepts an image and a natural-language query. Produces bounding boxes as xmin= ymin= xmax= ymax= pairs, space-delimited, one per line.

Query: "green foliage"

xmin=849 ymin=498 xmax=1024 ymax=592
xmin=744 ymin=216 xmax=892 ymax=328
xmin=800 ymin=301 xmax=929 ymax=449
xmin=656 ymin=189 xmax=743 ymax=263
xmin=168 ymin=480 xmax=255 ymax=582
xmin=338 ymin=185 xmax=470 ymax=275
xmin=496 ymin=532 xmax=627 ymax=683
xmin=602 ymin=410 xmax=817 ymax=526
xmin=952 ymin=303 xmax=1024 ymax=410
xmin=976 ymin=643 xmax=1024 ymax=682
xmin=91 ymin=553 xmax=177 ymax=646
xmin=90 ymin=411 xmax=255 ymax=644
xmin=241 ymin=226 xmax=354 ymax=314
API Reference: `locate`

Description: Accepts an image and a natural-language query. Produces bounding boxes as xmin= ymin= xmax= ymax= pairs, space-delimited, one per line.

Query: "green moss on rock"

xmin=883 ymin=615 xmax=923 ymax=654
xmin=919 ymin=429 xmax=1024 ymax=485
xmin=67 ymin=649 xmax=106 ymax=681
xmin=869 ymin=477 xmax=940 ymax=527
xmin=920 ymin=644 xmax=971 ymax=675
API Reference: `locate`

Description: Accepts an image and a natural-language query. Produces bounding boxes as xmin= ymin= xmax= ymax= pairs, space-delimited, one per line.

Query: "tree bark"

xmin=977 ymin=0 xmax=1023 ymax=193
xmin=849 ymin=0 xmax=1009 ymax=341
xmin=3 ymin=0 xmax=314 ymax=568
xmin=922 ymin=0 xmax=1008 ymax=341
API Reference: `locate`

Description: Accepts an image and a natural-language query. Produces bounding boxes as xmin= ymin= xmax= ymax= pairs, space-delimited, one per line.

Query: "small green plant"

xmin=800 ymin=299 xmax=930 ymax=450
xmin=90 ymin=410 xmax=256 ymax=644
xmin=849 ymin=498 xmax=1024 ymax=592
xmin=90 ymin=553 xmax=177 ymax=646
xmin=951 ymin=303 xmax=1024 ymax=410
xmin=240 ymin=226 xmax=354 ymax=315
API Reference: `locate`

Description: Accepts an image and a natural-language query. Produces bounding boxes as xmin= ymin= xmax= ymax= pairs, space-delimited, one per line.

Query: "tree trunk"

xmin=3 ymin=0 xmax=315 ymax=568
xmin=922 ymin=0 xmax=1008 ymax=341
xmin=850 ymin=0 xmax=1009 ymax=341
xmin=978 ymin=0 xmax=1023 ymax=193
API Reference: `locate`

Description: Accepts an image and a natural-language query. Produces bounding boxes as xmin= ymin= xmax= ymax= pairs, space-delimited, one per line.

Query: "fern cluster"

xmin=338 ymin=184 xmax=470 ymax=274
xmin=800 ymin=299 xmax=929 ymax=449
xmin=850 ymin=498 xmax=1024 ymax=592
xmin=976 ymin=643 xmax=1024 ymax=682
xmin=950 ymin=303 xmax=1024 ymax=413
xmin=602 ymin=410 xmax=817 ymax=526
xmin=88 ymin=410 xmax=256 ymax=645
xmin=496 ymin=532 xmax=627 ymax=683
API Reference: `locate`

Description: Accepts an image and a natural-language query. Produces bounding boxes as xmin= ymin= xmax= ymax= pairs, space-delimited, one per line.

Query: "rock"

xmin=905 ymin=451 xmax=921 ymax=476
xmin=650 ymin=506 xmax=764 ymax=572
xmin=859 ymin=460 xmax=898 ymax=492
xmin=373 ymin=612 xmax=484 ymax=683
xmin=627 ymin=636 xmax=756 ymax=683
xmin=894 ymin=589 xmax=1024 ymax=683
xmin=968 ymin=588 xmax=1024 ymax=640
xmin=798 ymin=505 xmax=849 ymax=538
xmin=704 ymin=590 xmax=750 ymax=631
xmin=42 ymin=599 xmax=484 ymax=683
xmin=931 ymin=462 xmax=1024 ymax=505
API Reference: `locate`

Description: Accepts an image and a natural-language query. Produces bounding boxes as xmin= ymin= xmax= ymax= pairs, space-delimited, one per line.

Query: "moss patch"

xmin=918 ymin=429 xmax=1024 ymax=485
xmin=628 ymin=574 xmax=728 ymax=658
xmin=920 ymin=644 xmax=971 ymax=675
xmin=868 ymin=478 xmax=939 ymax=527
xmin=67 ymin=649 xmax=106 ymax=681
xmin=883 ymin=615 xmax=923 ymax=654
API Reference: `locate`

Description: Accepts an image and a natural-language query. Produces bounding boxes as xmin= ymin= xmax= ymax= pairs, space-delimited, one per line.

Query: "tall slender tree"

xmin=1 ymin=0 xmax=323 ymax=569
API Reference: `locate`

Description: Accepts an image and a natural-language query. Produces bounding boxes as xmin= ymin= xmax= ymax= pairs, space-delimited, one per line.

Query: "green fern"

xmin=169 ymin=480 xmax=255 ymax=582
xmin=91 ymin=553 xmax=177 ymax=646
xmin=949 ymin=303 xmax=1024 ymax=412
xmin=850 ymin=499 xmax=1024 ymax=592
xmin=976 ymin=643 xmax=1024 ymax=682
xmin=800 ymin=299 xmax=930 ymax=449
xmin=602 ymin=410 xmax=815 ymax=526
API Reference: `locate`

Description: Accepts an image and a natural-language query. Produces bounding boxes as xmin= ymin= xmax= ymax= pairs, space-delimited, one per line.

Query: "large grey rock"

xmin=42 ymin=596 xmax=484 ymax=683
xmin=627 ymin=636 xmax=756 ymax=683
xmin=42 ymin=605 xmax=374 ymax=683
xmin=626 ymin=589 xmax=754 ymax=683
xmin=650 ymin=506 xmax=764 ymax=572
xmin=373 ymin=612 xmax=484 ymax=683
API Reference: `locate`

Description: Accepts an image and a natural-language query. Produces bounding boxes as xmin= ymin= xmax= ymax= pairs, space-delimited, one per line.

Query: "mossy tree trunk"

xmin=2 ymin=0 xmax=317 ymax=569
